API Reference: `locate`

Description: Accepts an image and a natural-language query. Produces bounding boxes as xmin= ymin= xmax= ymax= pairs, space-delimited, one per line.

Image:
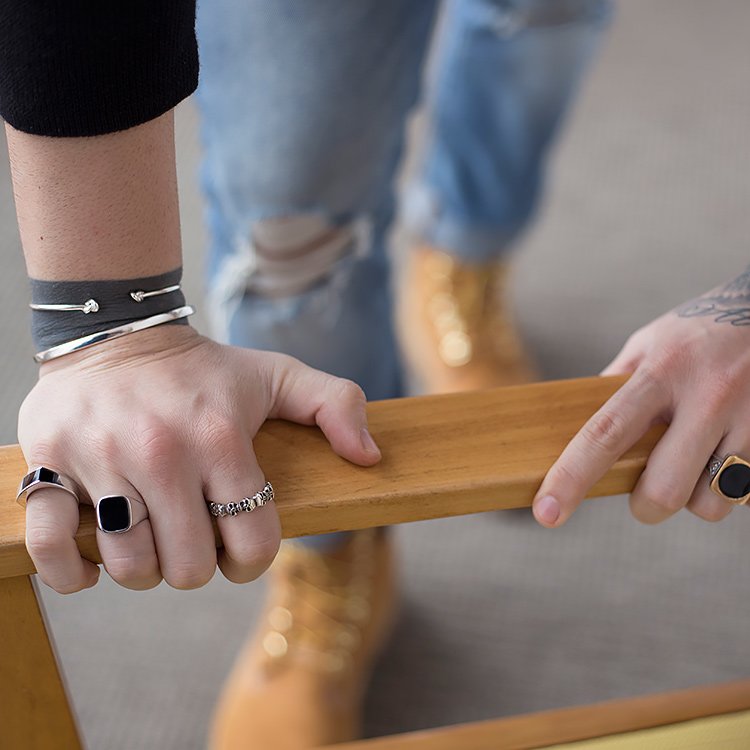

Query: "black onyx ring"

xmin=96 ymin=495 xmax=149 ymax=534
xmin=208 ymin=481 xmax=274 ymax=518
xmin=16 ymin=466 xmax=80 ymax=507
xmin=707 ymin=454 xmax=750 ymax=505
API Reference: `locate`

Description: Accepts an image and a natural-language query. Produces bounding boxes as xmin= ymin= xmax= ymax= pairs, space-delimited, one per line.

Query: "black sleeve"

xmin=0 ymin=0 xmax=198 ymax=137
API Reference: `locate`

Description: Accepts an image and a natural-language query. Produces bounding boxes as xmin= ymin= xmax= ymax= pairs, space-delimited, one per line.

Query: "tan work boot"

xmin=397 ymin=245 xmax=537 ymax=393
xmin=209 ymin=529 xmax=397 ymax=750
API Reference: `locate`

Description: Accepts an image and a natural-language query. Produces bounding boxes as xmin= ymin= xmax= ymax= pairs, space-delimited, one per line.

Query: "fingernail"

xmin=360 ymin=428 xmax=381 ymax=456
xmin=534 ymin=495 xmax=560 ymax=525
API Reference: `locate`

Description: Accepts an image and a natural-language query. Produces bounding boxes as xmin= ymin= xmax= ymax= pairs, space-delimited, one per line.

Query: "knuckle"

xmin=18 ymin=395 xmax=55 ymax=446
xmin=52 ymin=579 xmax=89 ymax=595
xmin=636 ymin=360 xmax=673 ymax=395
xmin=133 ymin=417 xmax=180 ymax=474
xmin=26 ymin=436 xmax=68 ymax=467
xmin=104 ymin=554 xmax=160 ymax=587
xmin=335 ymin=378 xmax=366 ymax=404
xmin=656 ymin=343 xmax=686 ymax=371
xmin=163 ymin=561 xmax=215 ymax=590
xmin=235 ymin=533 xmax=281 ymax=573
xmin=199 ymin=418 xmax=248 ymax=479
xmin=269 ymin=353 xmax=301 ymax=395
xmin=273 ymin=352 xmax=298 ymax=371
xmin=25 ymin=525 xmax=67 ymax=560
xmin=86 ymin=429 xmax=120 ymax=467
xmin=626 ymin=326 xmax=648 ymax=346
xmin=549 ymin=461 xmax=585 ymax=490
xmin=582 ymin=410 xmax=628 ymax=453
xmin=202 ymin=414 xmax=239 ymax=445
xmin=639 ymin=485 xmax=686 ymax=515
xmin=224 ymin=545 xmax=280 ymax=584
xmin=703 ymin=369 xmax=740 ymax=411
xmin=616 ymin=329 xmax=646 ymax=363
xmin=692 ymin=501 xmax=731 ymax=523
xmin=46 ymin=580 xmax=84 ymax=595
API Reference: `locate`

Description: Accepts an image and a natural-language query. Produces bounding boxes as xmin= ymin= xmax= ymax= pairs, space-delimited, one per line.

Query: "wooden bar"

xmin=332 ymin=680 xmax=750 ymax=750
xmin=0 ymin=575 xmax=82 ymax=749
xmin=0 ymin=375 xmax=663 ymax=580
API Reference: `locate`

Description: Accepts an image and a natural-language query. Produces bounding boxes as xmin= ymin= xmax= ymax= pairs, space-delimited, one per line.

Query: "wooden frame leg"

xmin=0 ymin=575 xmax=82 ymax=749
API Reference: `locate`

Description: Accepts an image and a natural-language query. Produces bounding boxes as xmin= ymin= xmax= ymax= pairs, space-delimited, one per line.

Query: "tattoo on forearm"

xmin=677 ymin=267 xmax=750 ymax=326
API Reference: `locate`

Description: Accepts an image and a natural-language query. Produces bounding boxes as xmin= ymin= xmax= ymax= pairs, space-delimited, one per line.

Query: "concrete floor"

xmin=1 ymin=1 xmax=750 ymax=747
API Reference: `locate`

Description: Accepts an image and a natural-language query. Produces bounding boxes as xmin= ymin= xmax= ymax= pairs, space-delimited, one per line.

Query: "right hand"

xmin=18 ymin=324 xmax=382 ymax=594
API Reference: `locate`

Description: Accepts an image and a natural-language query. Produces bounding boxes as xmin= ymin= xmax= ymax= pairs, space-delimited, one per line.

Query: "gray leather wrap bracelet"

xmin=29 ymin=268 xmax=188 ymax=351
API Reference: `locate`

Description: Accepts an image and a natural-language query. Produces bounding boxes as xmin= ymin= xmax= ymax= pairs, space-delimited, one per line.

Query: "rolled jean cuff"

xmin=401 ymin=183 xmax=519 ymax=264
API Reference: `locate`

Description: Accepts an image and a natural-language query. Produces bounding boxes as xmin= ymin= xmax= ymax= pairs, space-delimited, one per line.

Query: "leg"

xmin=196 ymin=2 xmax=437 ymax=747
xmin=197 ymin=0 xmax=437 ymax=546
xmin=399 ymin=0 xmax=612 ymax=391
xmin=409 ymin=0 xmax=612 ymax=259
xmin=197 ymin=0 xmax=437 ymax=402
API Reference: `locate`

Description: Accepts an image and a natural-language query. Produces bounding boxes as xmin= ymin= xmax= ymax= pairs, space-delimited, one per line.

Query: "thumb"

xmin=269 ymin=356 xmax=382 ymax=467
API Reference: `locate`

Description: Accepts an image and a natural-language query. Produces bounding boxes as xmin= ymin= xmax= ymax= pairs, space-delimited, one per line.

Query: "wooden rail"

xmin=334 ymin=680 xmax=750 ymax=749
xmin=0 ymin=375 xmax=663 ymax=579
xmin=1 ymin=376 xmax=676 ymax=749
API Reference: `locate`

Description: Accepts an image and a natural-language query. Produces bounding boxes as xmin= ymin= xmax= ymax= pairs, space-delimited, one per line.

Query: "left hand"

xmin=532 ymin=269 xmax=750 ymax=527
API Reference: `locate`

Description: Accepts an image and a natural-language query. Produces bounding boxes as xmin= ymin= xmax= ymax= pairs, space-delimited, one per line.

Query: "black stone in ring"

xmin=96 ymin=495 xmax=134 ymax=533
xmin=708 ymin=454 xmax=750 ymax=504
xmin=718 ymin=463 xmax=750 ymax=499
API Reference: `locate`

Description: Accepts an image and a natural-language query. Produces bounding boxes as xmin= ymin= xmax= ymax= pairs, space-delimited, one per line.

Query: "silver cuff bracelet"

xmin=34 ymin=305 xmax=195 ymax=363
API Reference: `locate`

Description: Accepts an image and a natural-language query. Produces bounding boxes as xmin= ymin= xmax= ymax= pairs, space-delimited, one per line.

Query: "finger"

xmin=80 ymin=471 xmax=161 ymax=590
xmin=532 ymin=369 xmax=668 ymax=528
xmin=25 ymin=487 xmax=100 ymax=594
xmin=686 ymin=486 xmax=734 ymax=523
xmin=685 ymin=433 xmax=750 ymax=522
xmin=269 ymin=355 xmax=382 ymax=466
xmin=600 ymin=335 xmax=646 ymax=377
xmin=629 ymin=405 xmax=725 ymax=524
xmin=202 ymin=436 xmax=281 ymax=584
xmin=123 ymin=424 xmax=217 ymax=590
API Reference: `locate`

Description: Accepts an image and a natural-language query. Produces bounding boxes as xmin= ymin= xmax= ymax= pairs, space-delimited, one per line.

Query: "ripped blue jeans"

xmin=195 ymin=0 xmax=611 ymax=548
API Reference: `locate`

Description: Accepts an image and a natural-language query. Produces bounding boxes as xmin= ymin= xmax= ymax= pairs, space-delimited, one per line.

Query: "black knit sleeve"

xmin=0 ymin=0 xmax=198 ymax=137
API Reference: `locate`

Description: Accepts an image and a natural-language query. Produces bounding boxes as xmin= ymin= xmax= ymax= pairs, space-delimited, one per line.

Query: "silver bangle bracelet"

xmin=29 ymin=283 xmax=182 ymax=314
xmin=34 ymin=305 xmax=195 ymax=363
xmin=29 ymin=298 xmax=100 ymax=314
xmin=130 ymin=283 xmax=181 ymax=302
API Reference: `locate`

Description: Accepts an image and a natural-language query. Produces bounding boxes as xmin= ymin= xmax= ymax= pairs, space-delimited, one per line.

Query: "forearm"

xmin=6 ymin=112 xmax=181 ymax=281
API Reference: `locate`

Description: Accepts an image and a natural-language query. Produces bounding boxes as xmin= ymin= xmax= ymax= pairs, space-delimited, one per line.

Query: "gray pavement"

xmin=2 ymin=1 xmax=750 ymax=748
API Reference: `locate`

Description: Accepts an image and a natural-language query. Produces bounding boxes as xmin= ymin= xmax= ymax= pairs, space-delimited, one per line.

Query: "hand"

xmin=18 ymin=325 xmax=381 ymax=593
xmin=532 ymin=270 xmax=750 ymax=528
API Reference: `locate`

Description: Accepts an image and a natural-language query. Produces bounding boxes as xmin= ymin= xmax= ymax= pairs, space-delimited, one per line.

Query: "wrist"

xmin=39 ymin=322 xmax=204 ymax=377
xmin=30 ymin=268 xmax=187 ymax=352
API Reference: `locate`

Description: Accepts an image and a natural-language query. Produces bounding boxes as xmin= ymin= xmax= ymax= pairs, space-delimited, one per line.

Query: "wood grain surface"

xmin=0 ymin=375 xmax=663 ymax=579
xmin=332 ymin=680 xmax=750 ymax=750
xmin=0 ymin=575 xmax=82 ymax=749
